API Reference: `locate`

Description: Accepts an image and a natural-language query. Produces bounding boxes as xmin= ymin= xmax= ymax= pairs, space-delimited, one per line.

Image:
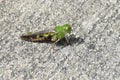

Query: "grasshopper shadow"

xmin=56 ymin=34 xmax=84 ymax=47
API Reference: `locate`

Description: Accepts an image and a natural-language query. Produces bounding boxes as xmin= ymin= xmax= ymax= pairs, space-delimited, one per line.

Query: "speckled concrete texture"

xmin=0 ymin=0 xmax=120 ymax=80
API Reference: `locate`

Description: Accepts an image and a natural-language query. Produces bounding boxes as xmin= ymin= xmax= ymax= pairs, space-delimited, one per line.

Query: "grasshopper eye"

xmin=63 ymin=26 xmax=71 ymax=33
xmin=64 ymin=27 xmax=68 ymax=31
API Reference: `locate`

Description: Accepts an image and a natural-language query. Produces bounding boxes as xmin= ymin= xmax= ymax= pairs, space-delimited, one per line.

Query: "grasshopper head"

xmin=63 ymin=24 xmax=72 ymax=33
xmin=54 ymin=24 xmax=72 ymax=34
xmin=54 ymin=24 xmax=72 ymax=39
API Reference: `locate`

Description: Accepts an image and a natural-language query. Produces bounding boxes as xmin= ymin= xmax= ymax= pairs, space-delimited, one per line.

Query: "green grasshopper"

xmin=20 ymin=24 xmax=72 ymax=45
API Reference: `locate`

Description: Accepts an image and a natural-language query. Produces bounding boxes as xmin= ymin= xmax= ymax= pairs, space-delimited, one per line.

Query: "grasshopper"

xmin=21 ymin=24 xmax=72 ymax=43
xmin=20 ymin=24 xmax=72 ymax=51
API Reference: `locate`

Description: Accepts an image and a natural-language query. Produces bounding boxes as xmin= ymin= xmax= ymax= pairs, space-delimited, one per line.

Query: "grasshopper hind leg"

xmin=50 ymin=39 xmax=60 ymax=53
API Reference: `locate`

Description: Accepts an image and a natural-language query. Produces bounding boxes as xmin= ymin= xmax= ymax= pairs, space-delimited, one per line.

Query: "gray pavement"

xmin=0 ymin=0 xmax=120 ymax=80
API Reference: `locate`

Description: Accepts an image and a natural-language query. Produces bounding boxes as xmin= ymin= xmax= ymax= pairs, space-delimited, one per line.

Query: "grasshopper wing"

xmin=20 ymin=29 xmax=56 ymax=43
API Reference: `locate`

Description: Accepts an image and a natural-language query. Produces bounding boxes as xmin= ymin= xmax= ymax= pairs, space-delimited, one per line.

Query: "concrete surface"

xmin=0 ymin=0 xmax=120 ymax=80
